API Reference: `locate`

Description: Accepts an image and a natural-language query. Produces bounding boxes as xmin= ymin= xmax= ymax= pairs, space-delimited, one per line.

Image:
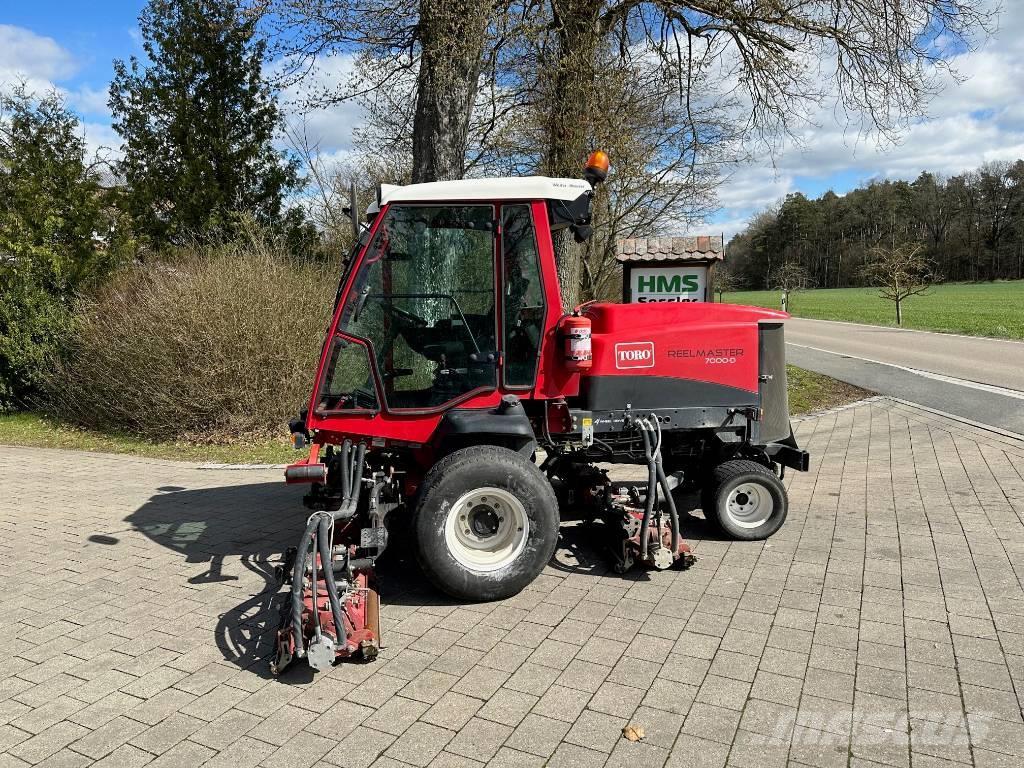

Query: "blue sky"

xmin=4 ymin=2 xmax=1023 ymax=237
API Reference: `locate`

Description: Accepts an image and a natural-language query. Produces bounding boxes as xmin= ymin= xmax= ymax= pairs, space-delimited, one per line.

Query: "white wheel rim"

xmin=725 ymin=483 xmax=774 ymax=528
xmin=444 ymin=487 xmax=529 ymax=572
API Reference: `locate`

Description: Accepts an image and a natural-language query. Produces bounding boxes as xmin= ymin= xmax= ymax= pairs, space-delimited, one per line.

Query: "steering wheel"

xmin=386 ymin=302 xmax=428 ymax=328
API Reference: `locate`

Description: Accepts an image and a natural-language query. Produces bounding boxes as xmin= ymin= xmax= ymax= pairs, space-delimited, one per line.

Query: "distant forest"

xmin=725 ymin=160 xmax=1024 ymax=290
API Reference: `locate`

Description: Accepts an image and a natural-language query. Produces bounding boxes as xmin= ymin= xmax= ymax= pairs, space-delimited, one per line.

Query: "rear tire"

xmin=413 ymin=445 xmax=559 ymax=601
xmin=704 ymin=459 xmax=787 ymax=540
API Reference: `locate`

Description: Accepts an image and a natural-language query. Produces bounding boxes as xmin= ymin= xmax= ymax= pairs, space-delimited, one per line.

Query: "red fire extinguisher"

xmin=559 ymin=314 xmax=592 ymax=371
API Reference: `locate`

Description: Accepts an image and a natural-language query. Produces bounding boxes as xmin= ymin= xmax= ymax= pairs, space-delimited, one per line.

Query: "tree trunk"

xmin=542 ymin=0 xmax=604 ymax=310
xmin=895 ymin=298 xmax=902 ymax=325
xmin=411 ymin=0 xmax=491 ymax=183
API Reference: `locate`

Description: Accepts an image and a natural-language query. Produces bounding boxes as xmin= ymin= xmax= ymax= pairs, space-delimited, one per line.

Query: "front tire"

xmin=704 ymin=459 xmax=788 ymax=540
xmin=413 ymin=446 xmax=559 ymax=601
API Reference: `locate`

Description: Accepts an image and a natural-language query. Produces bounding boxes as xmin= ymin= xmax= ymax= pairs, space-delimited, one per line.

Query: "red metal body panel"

xmin=530 ymin=202 xmax=581 ymax=400
xmin=582 ymin=302 xmax=788 ymax=394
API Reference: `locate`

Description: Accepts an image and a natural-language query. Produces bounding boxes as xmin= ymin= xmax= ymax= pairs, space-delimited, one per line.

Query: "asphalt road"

xmin=783 ymin=318 xmax=1024 ymax=435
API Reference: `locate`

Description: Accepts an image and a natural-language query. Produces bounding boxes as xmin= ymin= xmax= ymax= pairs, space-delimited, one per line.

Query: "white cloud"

xmin=276 ymin=52 xmax=365 ymax=154
xmin=68 ymin=85 xmax=111 ymax=118
xmin=0 ymin=24 xmax=78 ymax=92
xmin=709 ymin=5 xmax=1024 ymax=234
xmin=79 ymin=120 xmax=122 ymax=161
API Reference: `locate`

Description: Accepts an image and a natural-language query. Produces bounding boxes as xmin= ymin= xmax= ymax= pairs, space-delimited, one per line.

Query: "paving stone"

xmin=263 ymin=731 xmax=337 ymax=768
xmin=4 ymin=401 xmax=1024 ymax=768
xmin=474 ymin=688 xmax=536 ymax=727
xmin=664 ymin=733 xmax=730 ymax=768
xmin=362 ymin=696 xmax=428 ymax=736
xmin=564 ymin=708 xmax=627 ymax=753
xmin=9 ymin=721 xmax=89 ymax=764
xmin=71 ymin=715 xmax=148 ymax=760
xmin=382 ymin=721 xmax=453 ymax=766
xmin=420 ymin=692 xmax=482 ymax=731
xmin=145 ymin=740 xmax=215 ymax=768
xmin=545 ymin=741 xmax=610 ymax=768
xmin=502 ymin=712 xmax=571 ymax=758
xmin=451 ymin=667 xmax=510 ymax=701
xmin=129 ymin=712 xmax=205 ymax=755
xmin=322 ymin=726 xmax=395 ymax=768
xmin=189 ymin=708 xmax=263 ymax=750
xmin=587 ymin=681 xmax=645 ymax=718
xmin=681 ymin=702 xmax=742 ymax=746
xmin=88 ymin=744 xmax=153 ymax=768
xmin=485 ymin=746 xmax=544 ymax=768
xmin=531 ymin=684 xmax=591 ymax=723
xmin=444 ymin=716 xmax=511 ymax=761
xmin=202 ymin=735 xmax=275 ymax=768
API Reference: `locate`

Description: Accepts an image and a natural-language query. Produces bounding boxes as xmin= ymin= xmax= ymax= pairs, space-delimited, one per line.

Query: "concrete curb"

xmin=790 ymin=395 xmax=887 ymax=423
xmin=887 ymin=397 xmax=1024 ymax=443
xmin=198 ymin=462 xmax=287 ymax=470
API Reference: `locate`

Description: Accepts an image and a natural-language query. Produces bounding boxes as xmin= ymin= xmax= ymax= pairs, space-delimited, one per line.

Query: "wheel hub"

xmin=444 ymin=488 xmax=529 ymax=572
xmin=725 ymin=483 xmax=773 ymax=528
xmin=469 ymin=505 xmax=500 ymax=537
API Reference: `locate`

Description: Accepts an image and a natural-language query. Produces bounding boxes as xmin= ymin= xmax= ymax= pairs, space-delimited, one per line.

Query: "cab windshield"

xmin=326 ymin=204 xmax=497 ymax=411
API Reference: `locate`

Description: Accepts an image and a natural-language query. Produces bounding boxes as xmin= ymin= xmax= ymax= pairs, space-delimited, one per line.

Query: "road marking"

xmin=787 ymin=343 xmax=1024 ymax=401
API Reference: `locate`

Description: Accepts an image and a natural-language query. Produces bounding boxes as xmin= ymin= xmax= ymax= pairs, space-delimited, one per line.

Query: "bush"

xmin=42 ymin=232 xmax=335 ymax=442
xmin=0 ymin=280 xmax=73 ymax=410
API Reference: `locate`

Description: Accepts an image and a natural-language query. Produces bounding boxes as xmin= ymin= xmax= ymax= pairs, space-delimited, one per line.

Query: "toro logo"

xmin=615 ymin=341 xmax=655 ymax=369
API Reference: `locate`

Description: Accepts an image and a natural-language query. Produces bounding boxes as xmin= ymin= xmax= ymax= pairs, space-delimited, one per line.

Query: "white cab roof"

xmin=379 ymin=176 xmax=592 ymax=206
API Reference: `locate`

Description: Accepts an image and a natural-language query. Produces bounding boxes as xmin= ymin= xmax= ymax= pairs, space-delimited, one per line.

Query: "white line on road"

xmin=787 ymin=343 xmax=1024 ymax=401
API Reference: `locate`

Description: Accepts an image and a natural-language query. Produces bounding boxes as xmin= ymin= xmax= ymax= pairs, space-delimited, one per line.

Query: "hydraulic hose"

xmin=289 ymin=516 xmax=319 ymax=657
xmin=638 ymin=421 xmax=657 ymax=560
xmin=655 ymin=457 xmax=681 ymax=557
xmin=285 ymin=440 xmax=368 ymax=662
xmin=333 ymin=440 xmax=364 ymax=521
xmin=645 ymin=415 xmax=678 ymax=556
xmin=339 ymin=439 xmax=352 ymax=505
xmin=317 ymin=514 xmax=348 ymax=647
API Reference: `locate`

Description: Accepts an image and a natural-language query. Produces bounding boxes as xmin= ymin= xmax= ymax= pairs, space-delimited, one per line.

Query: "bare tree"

xmin=526 ymin=0 xmax=993 ymax=306
xmin=261 ymin=0 xmax=993 ymax=308
xmin=770 ymin=262 xmax=812 ymax=312
xmin=713 ymin=264 xmax=739 ymax=303
xmin=864 ymin=242 xmax=939 ymax=325
xmin=257 ymin=0 xmax=493 ymax=183
xmin=285 ymin=118 xmax=411 ymax=259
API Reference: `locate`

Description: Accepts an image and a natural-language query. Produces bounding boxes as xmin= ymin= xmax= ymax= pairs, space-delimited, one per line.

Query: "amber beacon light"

xmin=584 ymin=150 xmax=610 ymax=184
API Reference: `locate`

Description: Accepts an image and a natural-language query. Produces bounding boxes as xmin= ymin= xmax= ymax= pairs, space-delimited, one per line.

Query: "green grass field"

xmin=725 ymin=281 xmax=1024 ymax=339
xmin=0 ymin=412 xmax=298 ymax=464
xmin=0 ymin=366 xmax=865 ymax=463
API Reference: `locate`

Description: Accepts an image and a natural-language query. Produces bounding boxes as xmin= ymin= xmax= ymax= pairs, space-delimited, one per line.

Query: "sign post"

xmin=617 ymin=236 xmax=724 ymax=304
xmin=628 ymin=265 xmax=708 ymax=303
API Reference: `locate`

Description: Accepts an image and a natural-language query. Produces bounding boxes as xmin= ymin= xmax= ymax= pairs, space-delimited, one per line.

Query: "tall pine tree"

xmin=110 ymin=0 xmax=298 ymax=245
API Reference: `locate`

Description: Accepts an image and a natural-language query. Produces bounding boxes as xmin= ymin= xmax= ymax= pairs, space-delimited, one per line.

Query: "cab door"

xmin=311 ymin=203 xmax=502 ymax=442
xmin=499 ymin=204 xmax=547 ymax=392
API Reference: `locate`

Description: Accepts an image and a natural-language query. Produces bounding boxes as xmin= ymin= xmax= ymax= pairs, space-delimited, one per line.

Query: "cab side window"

xmin=501 ymin=206 xmax=544 ymax=387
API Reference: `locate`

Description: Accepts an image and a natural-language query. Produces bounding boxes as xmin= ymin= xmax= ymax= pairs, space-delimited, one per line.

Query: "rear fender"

xmin=430 ymin=400 xmax=537 ymax=458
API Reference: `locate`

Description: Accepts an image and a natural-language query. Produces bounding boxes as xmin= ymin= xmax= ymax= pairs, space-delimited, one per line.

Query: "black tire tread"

xmin=413 ymin=445 xmax=558 ymax=601
xmin=706 ymin=458 xmax=787 ymax=541
xmin=711 ymin=459 xmax=774 ymax=484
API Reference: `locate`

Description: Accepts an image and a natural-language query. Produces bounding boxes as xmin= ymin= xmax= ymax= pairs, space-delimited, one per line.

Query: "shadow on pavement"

xmin=125 ymin=479 xmax=726 ymax=681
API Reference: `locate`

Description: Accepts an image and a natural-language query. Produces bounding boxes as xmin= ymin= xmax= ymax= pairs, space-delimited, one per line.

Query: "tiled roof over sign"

xmin=616 ymin=235 xmax=725 ymax=262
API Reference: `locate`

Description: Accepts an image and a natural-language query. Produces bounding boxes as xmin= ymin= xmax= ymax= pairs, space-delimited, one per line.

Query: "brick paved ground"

xmin=1 ymin=397 xmax=1023 ymax=768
